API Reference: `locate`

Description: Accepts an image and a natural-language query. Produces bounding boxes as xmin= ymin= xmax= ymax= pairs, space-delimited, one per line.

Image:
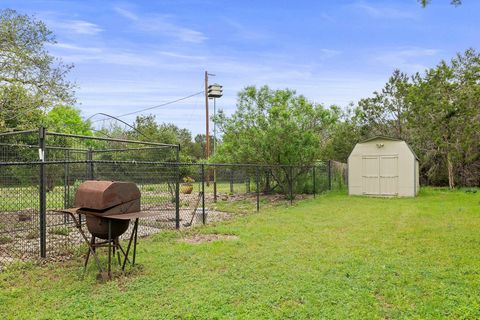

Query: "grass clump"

xmin=25 ymin=230 xmax=39 ymax=239
xmin=0 ymin=235 xmax=13 ymax=244
xmin=48 ymin=227 xmax=70 ymax=236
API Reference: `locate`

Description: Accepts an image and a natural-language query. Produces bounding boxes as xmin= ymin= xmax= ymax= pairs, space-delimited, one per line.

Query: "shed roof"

xmin=358 ymin=136 xmax=419 ymax=161
xmin=359 ymin=136 xmax=402 ymax=143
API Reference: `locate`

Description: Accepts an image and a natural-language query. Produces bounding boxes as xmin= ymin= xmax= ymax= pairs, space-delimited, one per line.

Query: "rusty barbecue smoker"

xmin=59 ymin=180 xmax=153 ymax=280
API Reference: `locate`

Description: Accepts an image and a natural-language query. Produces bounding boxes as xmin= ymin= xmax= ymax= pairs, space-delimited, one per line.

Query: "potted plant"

xmin=180 ymin=176 xmax=194 ymax=194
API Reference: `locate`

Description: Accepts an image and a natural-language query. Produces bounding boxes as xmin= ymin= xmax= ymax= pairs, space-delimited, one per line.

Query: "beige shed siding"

xmin=348 ymin=138 xmax=418 ymax=197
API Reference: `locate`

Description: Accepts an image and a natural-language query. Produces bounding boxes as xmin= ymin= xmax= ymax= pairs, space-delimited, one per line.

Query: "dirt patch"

xmin=208 ymin=192 xmax=312 ymax=203
xmin=180 ymin=234 xmax=239 ymax=244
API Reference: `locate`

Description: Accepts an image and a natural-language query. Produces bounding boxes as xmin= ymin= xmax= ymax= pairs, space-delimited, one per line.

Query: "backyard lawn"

xmin=1 ymin=188 xmax=480 ymax=319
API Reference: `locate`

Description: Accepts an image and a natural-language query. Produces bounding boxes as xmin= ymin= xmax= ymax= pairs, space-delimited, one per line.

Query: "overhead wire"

xmin=86 ymin=112 xmax=151 ymax=140
xmin=182 ymin=85 xmax=205 ymax=135
xmin=90 ymin=91 xmax=204 ymax=123
xmin=86 ymin=90 xmax=205 ymax=143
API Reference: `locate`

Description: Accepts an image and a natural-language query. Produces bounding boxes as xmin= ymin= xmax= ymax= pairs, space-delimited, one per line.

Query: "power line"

xmin=91 ymin=91 xmax=204 ymax=123
xmin=86 ymin=112 xmax=151 ymax=140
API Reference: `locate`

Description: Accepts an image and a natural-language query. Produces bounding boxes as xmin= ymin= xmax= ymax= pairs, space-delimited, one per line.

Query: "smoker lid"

xmin=74 ymin=180 xmax=141 ymax=211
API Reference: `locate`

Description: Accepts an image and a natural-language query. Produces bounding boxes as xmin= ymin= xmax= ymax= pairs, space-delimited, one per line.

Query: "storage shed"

xmin=348 ymin=136 xmax=419 ymax=197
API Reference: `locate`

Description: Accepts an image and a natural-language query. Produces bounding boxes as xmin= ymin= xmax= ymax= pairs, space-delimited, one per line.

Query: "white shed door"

xmin=379 ymin=156 xmax=398 ymax=195
xmin=362 ymin=156 xmax=380 ymax=194
xmin=362 ymin=155 xmax=398 ymax=195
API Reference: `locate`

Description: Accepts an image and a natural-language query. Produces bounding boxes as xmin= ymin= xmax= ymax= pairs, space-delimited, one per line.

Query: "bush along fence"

xmin=0 ymin=128 xmax=346 ymax=265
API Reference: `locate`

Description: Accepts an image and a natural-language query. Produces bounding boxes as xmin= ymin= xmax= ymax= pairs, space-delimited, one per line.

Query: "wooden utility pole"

xmin=204 ymin=70 xmax=210 ymax=160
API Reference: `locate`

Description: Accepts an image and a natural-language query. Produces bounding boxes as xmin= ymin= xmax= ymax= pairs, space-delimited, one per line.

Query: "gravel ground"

xmin=0 ymin=202 xmax=235 ymax=268
xmin=0 ymin=191 xmax=300 ymax=269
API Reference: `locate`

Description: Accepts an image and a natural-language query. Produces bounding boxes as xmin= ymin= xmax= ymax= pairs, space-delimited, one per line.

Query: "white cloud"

xmin=318 ymin=49 xmax=342 ymax=59
xmin=49 ymin=42 xmax=155 ymax=66
xmin=113 ymin=6 xmax=207 ymax=43
xmin=141 ymin=19 xmax=207 ymax=43
xmin=157 ymin=51 xmax=206 ymax=60
xmin=353 ymin=2 xmax=418 ymax=19
xmin=221 ymin=18 xmax=270 ymax=41
xmin=69 ymin=20 xmax=103 ymax=34
xmin=52 ymin=42 xmax=102 ymax=53
xmin=59 ymin=51 xmax=158 ymax=66
xmin=113 ymin=6 xmax=139 ymax=21
xmin=48 ymin=19 xmax=103 ymax=35
xmin=373 ymin=47 xmax=440 ymax=72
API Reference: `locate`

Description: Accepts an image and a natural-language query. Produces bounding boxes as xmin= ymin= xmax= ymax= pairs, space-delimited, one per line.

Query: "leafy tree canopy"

xmin=46 ymin=105 xmax=92 ymax=136
xmin=130 ymin=115 xmax=197 ymax=161
xmin=212 ymin=86 xmax=336 ymax=166
xmin=0 ymin=84 xmax=46 ymax=130
xmin=0 ymin=8 xmax=75 ymax=131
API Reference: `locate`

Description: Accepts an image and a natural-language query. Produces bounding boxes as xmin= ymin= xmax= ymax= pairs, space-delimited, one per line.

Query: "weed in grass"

xmin=0 ymin=235 xmax=13 ymax=244
xmin=48 ymin=226 xmax=70 ymax=236
xmin=25 ymin=230 xmax=39 ymax=239
xmin=180 ymin=200 xmax=191 ymax=207
xmin=144 ymin=185 xmax=156 ymax=192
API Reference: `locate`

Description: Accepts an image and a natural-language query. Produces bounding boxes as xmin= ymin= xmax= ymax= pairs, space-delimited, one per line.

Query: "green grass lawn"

xmin=1 ymin=188 xmax=480 ymax=319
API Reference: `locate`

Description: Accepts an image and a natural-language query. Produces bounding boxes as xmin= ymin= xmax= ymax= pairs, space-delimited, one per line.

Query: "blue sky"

xmin=3 ymin=1 xmax=479 ymax=135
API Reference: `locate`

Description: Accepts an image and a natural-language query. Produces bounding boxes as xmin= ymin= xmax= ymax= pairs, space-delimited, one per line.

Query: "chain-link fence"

xmin=0 ymin=128 xmax=345 ymax=266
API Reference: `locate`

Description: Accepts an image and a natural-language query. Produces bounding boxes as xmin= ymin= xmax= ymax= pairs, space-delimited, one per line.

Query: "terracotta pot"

xmin=181 ymin=184 xmax=193 ymax=194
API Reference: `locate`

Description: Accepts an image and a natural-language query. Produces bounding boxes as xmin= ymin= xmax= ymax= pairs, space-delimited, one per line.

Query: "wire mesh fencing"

xmin=0 ymin=128 xmax=345 ymax=267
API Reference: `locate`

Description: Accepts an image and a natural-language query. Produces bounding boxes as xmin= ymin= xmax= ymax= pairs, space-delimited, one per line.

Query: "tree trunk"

xmin=447 ymin=153 xmax=455 ymax=189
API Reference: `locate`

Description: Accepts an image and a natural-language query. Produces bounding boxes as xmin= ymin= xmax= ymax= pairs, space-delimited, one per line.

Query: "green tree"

xmin=46 ymin=105 xmax=92 ymax=135
xmin=213 ymin=86 xmax=335 ymax=165
xmin=0 ymin=9 xmax=75 ymax=131
xmin=192 ymin=133 xmax=220 ymax=160
xmin=357 ymin=70 xmax=411 ymax=140
xmin=131 ymin=115 xmax=196 ymax=161
xmin=0 ymin=85 xmax=46 ymax=130
xmin=322 ymin=105 xmax=363 ymax=163
xmin=407 ymin=49 xmax=480 ymax=188
xmin=212 ymin=85 xmax=336 ymax=194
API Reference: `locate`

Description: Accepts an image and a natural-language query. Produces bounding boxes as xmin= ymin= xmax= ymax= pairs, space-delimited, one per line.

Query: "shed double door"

xmin=362 ymin=155 xmax=398 ymax=195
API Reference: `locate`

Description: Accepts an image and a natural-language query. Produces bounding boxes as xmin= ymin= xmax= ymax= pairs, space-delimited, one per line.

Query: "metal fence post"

xmin=313 ymin=166 xmax=316 ymax=198
xmin=213 ymin=165 xmax=217 ymax=203
xmin=230 ymin=168 xmax=234 ymax=194
xmin=64 ymin=149 xmax=68 ymax=209
xmin=289 ymin=166 xmax=293 ymax=205
xmin=63 ymin=149 xmax=70 ymax=224
xmin=256 ymin=167 xmax=260 ymax=212
xmin=175 ymin=147 xmax=180 ymax=229
xmin=87 ymin=148 xmax=94 ymax=180
xmin=265 ymin=170 xmax=270 ymax=194
xmin=328 ymin=160 xmax=332 ymax=190
xmin=82 ymin=148 xmax=95 ymax=226
xmin=38 ymin=127 xmax=47 ymax=258
xmin=201 ymin=164 xmax=206 ymax=225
